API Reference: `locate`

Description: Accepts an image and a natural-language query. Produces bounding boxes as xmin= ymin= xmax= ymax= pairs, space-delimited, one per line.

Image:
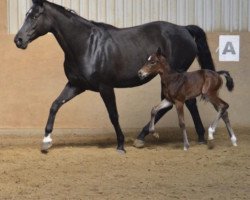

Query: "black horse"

xmin=14 ymin=0 xmax=215 ymax=153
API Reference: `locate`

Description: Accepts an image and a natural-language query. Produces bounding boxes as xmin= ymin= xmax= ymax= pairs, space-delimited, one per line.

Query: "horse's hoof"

xmin=116 ymin=148 xmax=126 ymax=154
xmin=152 ymin=132 xmax=160 ymax=139
xmin=133 ymin=139 xmax=145 ymax=148
xmin=41 ymin=142 xmax=52 ymax=153
xmin=198 ymin=136 xmax=207 ymax=144
xmin=207 ymin=139 xmax=215 ymax=149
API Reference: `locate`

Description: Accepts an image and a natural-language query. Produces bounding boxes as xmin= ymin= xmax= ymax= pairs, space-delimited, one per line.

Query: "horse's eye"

xmin=32 ymin=15 xmax=38 ymax=20
xmin=150 ymin=61 xmax=156 ymax=65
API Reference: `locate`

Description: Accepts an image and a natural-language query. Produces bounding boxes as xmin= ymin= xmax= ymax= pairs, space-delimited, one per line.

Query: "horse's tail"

xmin=217 ymin=70 xmax=234 ymax=92
xmin=185 ymin=25 xmax=215 ymax=71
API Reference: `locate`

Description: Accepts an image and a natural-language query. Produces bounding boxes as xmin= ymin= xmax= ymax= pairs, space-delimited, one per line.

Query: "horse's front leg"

xmin=99 ymin=84 xmax=125 ymax=153
xmin=41 ymin=82 xmax=84 ymax=153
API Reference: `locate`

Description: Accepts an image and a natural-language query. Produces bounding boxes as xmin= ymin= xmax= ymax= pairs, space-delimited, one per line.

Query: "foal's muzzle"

xmin=138 ymin=70 xmax=148 ymax=80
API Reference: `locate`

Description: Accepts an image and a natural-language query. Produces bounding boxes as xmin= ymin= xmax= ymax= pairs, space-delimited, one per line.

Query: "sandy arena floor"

xmin=0 ymin=128 xmax=249 ymax=200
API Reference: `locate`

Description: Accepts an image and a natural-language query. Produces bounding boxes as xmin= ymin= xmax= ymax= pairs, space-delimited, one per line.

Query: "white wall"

xmin=7 ymin=0 xmax=250 ymax=34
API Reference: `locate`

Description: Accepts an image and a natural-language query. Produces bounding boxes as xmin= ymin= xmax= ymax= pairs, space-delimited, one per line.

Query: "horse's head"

xmin=138 ymin=48 xmax=165 ymax=80
xmin=14 ymin=0 xmax=51 ymax=49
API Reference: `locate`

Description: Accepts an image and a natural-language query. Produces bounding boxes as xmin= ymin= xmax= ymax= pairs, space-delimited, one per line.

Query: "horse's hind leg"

xmin=221 ymin=111 xmax=237 ymax=146
xmin=148 ymin=99 xmax=173 ymax=138
xmin=41 ymin=82 xmax=84 ymax=153
xmin=175 ymin=101 xmax=189 ymax=151
xmin=185 ymin=98 xmax=206 ymax=143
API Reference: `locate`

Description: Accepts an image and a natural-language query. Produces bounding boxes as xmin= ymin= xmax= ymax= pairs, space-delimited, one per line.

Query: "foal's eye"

xmin=150 ymin=61 xmax=156 ymax=65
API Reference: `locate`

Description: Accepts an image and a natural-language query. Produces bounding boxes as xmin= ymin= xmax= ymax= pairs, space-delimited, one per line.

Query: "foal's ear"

xmin=156 ymin=47 xmax=162 ymax=57
xmin=32 ymin=0 xmax=45 ymax=6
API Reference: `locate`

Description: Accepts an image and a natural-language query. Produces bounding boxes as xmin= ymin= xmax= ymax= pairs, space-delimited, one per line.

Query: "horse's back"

xmin=104 ymin=21 xmax=197 ymax=70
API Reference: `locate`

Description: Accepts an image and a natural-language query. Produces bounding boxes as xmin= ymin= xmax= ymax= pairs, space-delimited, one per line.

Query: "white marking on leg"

xmin=43 ymin=134 xmax=52 ymax=143
xmin=208 ymin=127 xmax=215 ymax=140
xmin=182 ymin=129 xmax=189 ymax=151
xmin=223 ymin=118 xmax=237 ymax=147
xmin=208 ymin=109 xmax=222 ymax=141
xmin=149 ymin=99 xmax=172 ymax=134
xmin=149 ymin=120 xmax=155 ymax=133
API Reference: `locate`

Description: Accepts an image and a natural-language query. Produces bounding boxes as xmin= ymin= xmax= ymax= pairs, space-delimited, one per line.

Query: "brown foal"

xmin=138 ymin=48 xmax=237 ymax=150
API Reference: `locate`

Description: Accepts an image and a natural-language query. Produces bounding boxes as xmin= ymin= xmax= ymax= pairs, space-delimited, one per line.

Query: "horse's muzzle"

xmin=14 ymin=36 xmax=28 ymax=49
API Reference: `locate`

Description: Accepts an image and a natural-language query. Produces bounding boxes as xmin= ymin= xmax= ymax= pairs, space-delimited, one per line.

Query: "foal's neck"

xmin=158 ymin=59 xmax=179 ymax=85
xmin=159 ymin=59 xmax=174 ymax=76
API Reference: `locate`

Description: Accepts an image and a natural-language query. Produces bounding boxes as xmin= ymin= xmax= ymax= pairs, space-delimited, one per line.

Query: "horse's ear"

xmin=32 ymin=0 xmax=45 ymax=5
xmin=156 ymin=47 xmax=162 ymax=56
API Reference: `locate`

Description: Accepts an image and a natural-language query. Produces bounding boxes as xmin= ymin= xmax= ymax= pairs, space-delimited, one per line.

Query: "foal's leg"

xmin=175 ymin=101 xmax=190 ymax=151
xmin=207 ymin=96 xmax=228 ymax=147
xmin=41 ymin=82 xmax=85 ymax=153
xmin=135 ymin=92 xmax=205 ymax=148
xmin=134 ymin=88 xmax=173 ymax=148
xmin=221 ymin=111 xmax=237 ymax=146
xmin=99 ymin=84 xmax=125 ymax=153
xmin=148 ymin=99 xmax=173 ymax=137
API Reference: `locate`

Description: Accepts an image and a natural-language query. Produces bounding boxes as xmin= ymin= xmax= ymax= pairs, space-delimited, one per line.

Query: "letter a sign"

xmin=219 ymin=35 xmax=240 ymax=62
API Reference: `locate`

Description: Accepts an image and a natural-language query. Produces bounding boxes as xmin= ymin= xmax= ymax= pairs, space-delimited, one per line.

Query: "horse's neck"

xmin=48 ymin=4 xmax=93 ymax=55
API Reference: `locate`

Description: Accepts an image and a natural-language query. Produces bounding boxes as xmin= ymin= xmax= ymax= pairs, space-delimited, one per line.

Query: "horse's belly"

xmin=65 ymin=70 xmax=99 ymax=91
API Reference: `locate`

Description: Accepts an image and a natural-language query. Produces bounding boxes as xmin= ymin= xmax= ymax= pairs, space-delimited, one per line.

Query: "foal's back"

xmin=165 ymin=69 xmax=222 ymax=102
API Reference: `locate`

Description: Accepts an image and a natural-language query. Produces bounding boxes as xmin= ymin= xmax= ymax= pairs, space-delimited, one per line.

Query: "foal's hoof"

xmin=183 ymin=144 xmax=190 ymax=151
xmin=231 ymin=137 xmax=237 ymax=147
xmin=232 ymin=142 xmax=238 ymax=147
xmin=133 ymin=139 xmax=145 ymax=148
xmin=41 ymin=142 xmax=52 ymax=154
xmin=183 ymin=147 xmax=189 ymax=151
xmin=207 ymin=139 xmax=215 ymax=149
xmin=152 ymin=132 xmax=160 ymax=139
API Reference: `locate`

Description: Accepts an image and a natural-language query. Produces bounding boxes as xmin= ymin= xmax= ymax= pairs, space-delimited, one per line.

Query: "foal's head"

xmin=138 ymin=48 xmax=166 ymax=80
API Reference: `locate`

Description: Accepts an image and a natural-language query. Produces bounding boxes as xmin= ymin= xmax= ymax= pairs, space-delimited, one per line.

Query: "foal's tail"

xmin=217 ymin=70 xmax=234 ymax=92
xmin=185 ymin=25 xmax=215 ymax=71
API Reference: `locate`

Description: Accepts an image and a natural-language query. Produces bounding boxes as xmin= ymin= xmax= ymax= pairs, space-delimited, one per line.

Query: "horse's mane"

xmin=90 ymin=21 xmax=118 ymax=30
xmin=46 ymin=1 xmax=81 ymax=18
xmin=45 ymin=1 xmax=118 ymax=30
